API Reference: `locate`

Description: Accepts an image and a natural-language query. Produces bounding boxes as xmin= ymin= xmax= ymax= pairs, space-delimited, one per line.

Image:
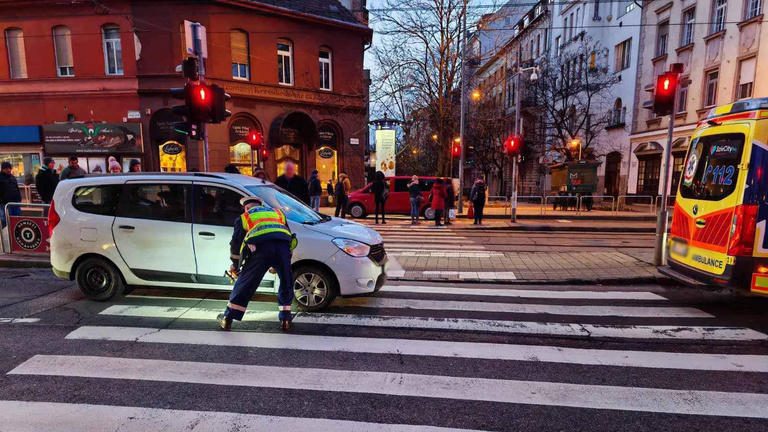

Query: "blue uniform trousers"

xmin=224 ymin=240 xmax=294 ymax=321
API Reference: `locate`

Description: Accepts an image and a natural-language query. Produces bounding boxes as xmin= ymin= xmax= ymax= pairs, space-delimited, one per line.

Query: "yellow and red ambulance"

xmin=663 ymin=98 xmax=768 ymax=295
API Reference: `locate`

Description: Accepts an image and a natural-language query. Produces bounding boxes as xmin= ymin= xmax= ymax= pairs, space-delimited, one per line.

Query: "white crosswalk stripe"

xmin=4 ymin=282 xmax=768 ymax=429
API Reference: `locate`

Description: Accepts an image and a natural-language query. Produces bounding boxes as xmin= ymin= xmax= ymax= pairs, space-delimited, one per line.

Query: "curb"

xmin=458 ymin=214 xmax=657 ymax=222
xmin=388 ymin=275 xmax=673 ymax=285
xmin=461 ymin=225 xmax=655 ymax=233
xmin=0 ymin=255 xmax=50 ymax=269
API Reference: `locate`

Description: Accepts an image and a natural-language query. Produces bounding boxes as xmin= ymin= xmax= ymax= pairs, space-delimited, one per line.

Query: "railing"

xmin=617 ymin=195 xmax=655 ymax=213
xmin=655 ymin=195 xmax=676 ymax=210
xmin=581 ymin=195 xmax=616 ymax=213
xmin=544 ymin=194 xmax=579 ymax=213
xmin=487 ymin=196 xmax=510 ymax=215
xmin=515 ymin=195 xmax=545 ymax=215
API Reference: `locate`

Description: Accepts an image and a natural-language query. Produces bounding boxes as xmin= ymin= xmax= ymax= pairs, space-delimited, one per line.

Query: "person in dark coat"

xmin=59 ymin=156 xmax=86 ymax=180
xmin=128 ymin=159 xmax=142 ymax=173
xmin=334 ymin=173 xmax=350 ymax=218
xmin=275 ymin=161 xmax=309 ymax=204
xmin=0 ymin=161 xmax=22 ymax=227
xmin=407 ymin=175 xmax=421 ymax=224
xmin=224 ymin=164 xmax=240 ymax=174
xmin=470 ymin=178 xmax=487 ymax=225
xmin=429 ymin=178 xmax=447 ymax=227
xmin=35 ymin=157 xmax=59 ymax=203
xmin=371 ymin=170 xmax=388 ymax=224
xmin=443 ymin=179 xmax=456 ymax=225
xmin=308 ymin=169 xmax=322 ymax=211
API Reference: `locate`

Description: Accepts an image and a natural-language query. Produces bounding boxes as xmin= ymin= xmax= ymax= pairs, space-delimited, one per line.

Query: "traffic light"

xmin=210 ymin=84 xmax=231 ymax=124
xmin=653 ymin=72 xmax=678 ymax=116
xmin=171 ymin=82 xmax=213 ymax=123
xmin=504 ymin=134 xmax=522 ymax=155
xmin=451 ymin=141 xmax=461 ymax=157
xmin=259 ymin=147 xmax=269 ymax=161
xmin=247 ymin=128 xmax=263 ymax=149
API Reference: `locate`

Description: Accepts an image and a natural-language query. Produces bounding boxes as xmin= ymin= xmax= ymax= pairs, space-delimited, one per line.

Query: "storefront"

xmin=0 ymin=126 xmax=42 ymax=183
xmin=150 ymin=109 xmax=188 ymax=173
xmin=228 ymin=116 xmax=262 ymax=176
xmin=315 ymin=122 xmax=340 ymax=187
xmin=42 ymin=122 xmax=144 ymax=173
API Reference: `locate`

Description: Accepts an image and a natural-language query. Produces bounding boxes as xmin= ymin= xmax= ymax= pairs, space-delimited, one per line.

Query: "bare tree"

xmin=465 ymin=96 xmax=510 ymax=191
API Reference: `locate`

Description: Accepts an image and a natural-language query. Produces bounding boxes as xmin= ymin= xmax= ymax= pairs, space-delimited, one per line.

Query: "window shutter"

xmin=5 ymin=29 xmax=27 ymax=79
xmin=53 ymin=26 xmax=73 ymax=67
xmin=739 ymin=57 xmax=756 ymax=85
xmin=231 ymin=31 xmax=248 ymax=64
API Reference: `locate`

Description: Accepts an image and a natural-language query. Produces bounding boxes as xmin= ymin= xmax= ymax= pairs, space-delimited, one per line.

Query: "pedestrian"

xmin=470 ymin=178 xmax=487 ymax=225
xmin=59 ymin=156 xmax=86 ymax=180
xmin=35 ymin=157 xmax=59 ymax=204
xmin=128 ymin=159 xmax=142 ymax=173
xmin=372 ymin=170 xmax=388 ymax=224
xmin=108 ymin=156 xmax=122 ymax=174
xmin=334 ymin=173 xmax=350 ymax=218
xmin=308 ymin=169 xmax=322 ymax=211
xmin=224 ymin=164 xmax=240 ymax=174
xmin=444 ymin=179 xmax=456 ymax=225
xmin=275 ymin=161 xmax=309 ymax=204
xmin=217 ymin=196 xmax=297 ymax=332
xmin=326 ymin=179 xmax=334 ymax=206
xmin=0 ymin=161 xmax=22 ymax=227
xmin=429 ymin=178 xmax=447 ymax=227
xmin=253 ymin=168 xmax=267 ymax=182
xmin=407 ymin=175 xmax=421 ymax=224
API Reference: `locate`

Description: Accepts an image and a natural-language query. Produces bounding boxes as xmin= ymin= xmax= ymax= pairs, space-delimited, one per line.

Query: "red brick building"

xmin=0 ymin=0 xmax=371 ymax=187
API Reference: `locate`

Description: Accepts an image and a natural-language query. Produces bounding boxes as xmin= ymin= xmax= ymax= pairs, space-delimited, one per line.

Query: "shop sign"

xmin=127 ymin=110 xmax=141 ymax=120
xmin=318 ymin=125 xmax=338 ymax=148
xmin=318 ymin=147 xmax=335 ymax=159
xmin=280 ymin=127 xmax=300 ymax=145
xmin=9 ymin=215 xmax=49 ymax=254
xmin=349 ymin=138 xmax=360 ymax=146
xmin=43 ymin=123 xmax=143 ymax=154
xmin=161 ymin=142 xmax=184 ymax=155
xmin=229 ymin=117 xmax=260 ymax=144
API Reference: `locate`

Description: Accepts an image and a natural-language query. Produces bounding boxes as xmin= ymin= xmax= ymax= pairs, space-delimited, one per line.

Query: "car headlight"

xmin=332 ymin=238 xmax=370 ymax=257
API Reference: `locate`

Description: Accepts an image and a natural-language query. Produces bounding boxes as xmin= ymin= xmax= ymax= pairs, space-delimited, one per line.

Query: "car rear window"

xmin=72 ymin=185 xmax=122 ymax=216
xmin=679 ymin=133 xmax=744 ymax=201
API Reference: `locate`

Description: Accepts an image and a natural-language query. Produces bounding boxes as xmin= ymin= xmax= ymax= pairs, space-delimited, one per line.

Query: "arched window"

xmin=611 ymin=98 xmax=625 ymax=126
xmin=230 ymin=30 xmax=249 ymax=80
xmin=5 ymin=28 xmax=27 ymax=79
xmin=319 ymin=48 xmax=332 ymax=91
xmin=53 ymin=26 xmax=74 ymax=77
xmin=277 ymin=39 xmax=293 ymax=85
xmin=102 ymin=24 xmax=123 ymax=76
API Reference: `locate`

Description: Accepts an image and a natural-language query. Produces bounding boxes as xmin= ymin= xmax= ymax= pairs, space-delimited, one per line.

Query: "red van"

xmin=347 ymin=176 xmax=444 ymax=219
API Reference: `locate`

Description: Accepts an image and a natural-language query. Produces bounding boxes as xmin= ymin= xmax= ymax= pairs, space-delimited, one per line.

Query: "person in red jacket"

xmin=429 ymin=178 xmax=447 ymax=227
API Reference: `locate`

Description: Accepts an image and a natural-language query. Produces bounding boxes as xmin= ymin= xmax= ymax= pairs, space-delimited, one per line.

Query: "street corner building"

xmin=0 ymin=0 xmax=372 ymax=188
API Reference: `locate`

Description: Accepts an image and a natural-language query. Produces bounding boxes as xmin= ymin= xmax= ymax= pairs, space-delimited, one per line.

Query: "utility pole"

xmin=457 ymin=0 xmax=468 ymax=214
xmin=511 ymin=47 xmax=522 ymax=223
xmin=191 ymin=23 xmax=209 ymax=172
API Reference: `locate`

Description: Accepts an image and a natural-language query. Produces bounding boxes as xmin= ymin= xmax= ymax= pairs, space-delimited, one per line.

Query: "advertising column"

xmin=375 ymin=129 xmax=396 ymax=176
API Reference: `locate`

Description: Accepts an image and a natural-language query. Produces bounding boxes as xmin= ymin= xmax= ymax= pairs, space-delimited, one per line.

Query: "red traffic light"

xmin=451 ymin=143 xmax=461 ymax=157
xmin=259 ymin=147 xmax=269 ymax=161
xmin=653 ymin=72 xmax=678 ymax=116
xmin=504 ymin=134 xmax=522 ymax=155
xmin=247 ymin=129 xmax=263 ymax=149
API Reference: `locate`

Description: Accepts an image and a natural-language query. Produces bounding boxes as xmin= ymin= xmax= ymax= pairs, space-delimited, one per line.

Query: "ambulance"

xmin=662 ymin=97 xmax=768 ymax=295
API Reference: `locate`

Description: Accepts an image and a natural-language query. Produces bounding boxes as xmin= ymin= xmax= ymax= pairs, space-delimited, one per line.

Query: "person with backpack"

xmin=470 ymin=178 xmax=487 ymax=225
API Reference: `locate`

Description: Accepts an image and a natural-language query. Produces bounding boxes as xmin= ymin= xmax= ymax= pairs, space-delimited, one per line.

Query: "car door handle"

xmin=118 ymin=225 xmax=135 ymax=231
xmin=198 ymin=231 xmax=216 ymax=238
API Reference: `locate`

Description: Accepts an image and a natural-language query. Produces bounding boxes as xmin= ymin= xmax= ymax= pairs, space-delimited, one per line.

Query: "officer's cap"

xmin=239 ymin=196 xmax=263 ymax=207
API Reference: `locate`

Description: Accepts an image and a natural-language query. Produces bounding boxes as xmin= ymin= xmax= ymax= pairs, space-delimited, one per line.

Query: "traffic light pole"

xmin=192 ymin=23 xmax=210 ymax=172
xmin=653 ymin=75 xmax=679 ymax=266
xmin=457 ymin=0 xmax=468 ymax=215
xmin=511 ymin=50 xmax=522 ymax=223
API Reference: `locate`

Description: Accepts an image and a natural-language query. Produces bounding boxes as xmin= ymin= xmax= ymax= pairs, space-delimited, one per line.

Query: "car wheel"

xmin=75 ymin=257 xmax=125 ymax=301
xmin=423 ymin=207 xmax=435 ymax=220
xmin=293 ymin=265 xmax=338 ymax=312
xmin=349 ymin=203 xmax=366 ymax=218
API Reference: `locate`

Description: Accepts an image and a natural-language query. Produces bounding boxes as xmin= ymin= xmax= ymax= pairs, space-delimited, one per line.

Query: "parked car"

xmin=48 ymin=173 xmax=387 ymax=311
xmin=348 ymin=176 xmax=455 ymax=220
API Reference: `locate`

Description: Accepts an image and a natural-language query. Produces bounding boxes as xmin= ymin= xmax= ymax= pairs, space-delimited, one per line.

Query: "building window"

xmin=677 ymin=79 xmax=689 ymax=112
xmin=737 ymin=57 xmax=756 ymax=99
xmin=681 ymin=8 xmax=696 ymax=46
xmin=637 ymin=155 xmax=661 ymax=195
xmin=230 ymin=30 xmax=249 ymax=80
xmin=711 ymin=0 xmax=727 ymax=34
xmin=53 ymin=26 xmax=74 ymax=77
xmin=535 ymin=34 xmax=541 ymax=57
xmin=615 ymin=38 xmax=631 ymax=71
xmin=564 ymin=17 xmax=569 ymax=40
xmin=555 ymin=36 xmax=561 ymax=56
xmin=319 ymin=49 xmax=332 ymax=91
xmin=277 ymin=39 xmax=293 ymax=86
xmin=610 ymin=98 xmax=626 ymax=126
xmin=704 ymin=70 xmax=719 ymax=107
xmin=4 ymin=28 xmax=27 ymax=79
xmin=102 ymin=25 xmax=123 ymax=76
xmin=745 ymin=0 xmax=762 ymax=19
xmin=656 ymin=21 xmax=669 ymax=57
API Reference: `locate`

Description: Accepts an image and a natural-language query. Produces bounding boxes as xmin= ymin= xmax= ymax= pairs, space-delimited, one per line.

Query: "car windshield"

xmin=245 ymin=185 xmax=325 ymax=224
xmin=679 ymin=133 xmax=744 ymax=201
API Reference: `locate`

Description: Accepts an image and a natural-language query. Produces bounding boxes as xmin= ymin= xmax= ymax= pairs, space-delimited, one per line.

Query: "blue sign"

xmin=0 ymin=126 xmax=41 ymax=144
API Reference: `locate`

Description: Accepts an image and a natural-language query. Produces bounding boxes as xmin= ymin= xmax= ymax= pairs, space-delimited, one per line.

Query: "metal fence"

xmin=487 ymin=196 xmax=509 ymax=215
xmin=655 ymin=195 xmax=676 ymax=211
xmin=515 ymin=195 xmax=545 ymax=215
xmin=617 ymin=195 xmax=655 ymax=213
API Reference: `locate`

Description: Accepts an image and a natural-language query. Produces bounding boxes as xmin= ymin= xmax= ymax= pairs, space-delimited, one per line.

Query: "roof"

xmin=246 ymin=0 xmax=362 ymax=25
xmin=57 ymin=172 xmax=273 ymax=188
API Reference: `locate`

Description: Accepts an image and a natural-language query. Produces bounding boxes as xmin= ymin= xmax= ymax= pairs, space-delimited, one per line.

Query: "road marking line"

xmin=0 ymin=318 xmax=40 ymax=324
xmin=382 ymin=285 xmax=667 ymax=301
xmin=390 ymin=252 xmax=503 ymax=258
xmin=11 ymin=355 xmax=768 ymax=419
xmin=67 ymin=326 xmax=768 ymax=372
xmin=0 ymin=401 xmax=481 ymax=432
xmin=416 ymin=271 xmax=516 ymax=280
xmin=97 ymin=306 xmax=766 ymax=340
xmin=384 ymin=243 xmax=487 ymax=250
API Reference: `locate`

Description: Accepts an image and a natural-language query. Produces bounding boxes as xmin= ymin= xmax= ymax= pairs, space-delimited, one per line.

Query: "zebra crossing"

xmin=2 ymin=282 xmax=768 ymax=431
xmin=361 ymin=222 xmax=494 ymax=255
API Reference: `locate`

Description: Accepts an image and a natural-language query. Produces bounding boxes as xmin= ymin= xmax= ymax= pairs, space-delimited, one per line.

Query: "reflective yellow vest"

xmin=240 ymin=206 xmax=296 ymax=253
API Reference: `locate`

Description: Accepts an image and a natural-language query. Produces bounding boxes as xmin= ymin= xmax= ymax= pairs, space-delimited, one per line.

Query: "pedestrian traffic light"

xmin=451 ymin=141 xmax=461 ymax=157
xmin=504 ymin=134 xmax=522 ymax=155
xmin=653 ymin=72 xmax=678 ymax=116
xmin=210 ymin=84 xmax=231 ymax=124
xmin=259 ymin=147 xmax=269 ymax=161
xmin=171 ymin=82 xmax=213 ymax=123
xmin=247 ymin=128 xmax=263 ymax=149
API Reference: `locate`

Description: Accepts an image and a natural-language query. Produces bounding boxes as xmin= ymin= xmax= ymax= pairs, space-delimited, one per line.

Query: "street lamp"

xmin=510 ymin=54 xmax=540 ymax=223
xmin=570 ymin=138 xmax=582 ymax=161
xmin=471 ymin=89 xmax=482 ymax=102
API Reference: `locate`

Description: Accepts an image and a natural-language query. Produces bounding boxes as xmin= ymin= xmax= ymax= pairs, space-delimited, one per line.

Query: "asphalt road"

xmin=1 ymin=267 xmax=767 ymax=431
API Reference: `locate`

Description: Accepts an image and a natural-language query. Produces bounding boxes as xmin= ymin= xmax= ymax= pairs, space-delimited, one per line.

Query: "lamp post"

xmin=457 ymin=0 xmax=468 ymax=214
xmin=510 ymin=47 xmax=539 ymax=223
xmin=570 ymin=138 xmax=582 ymax=161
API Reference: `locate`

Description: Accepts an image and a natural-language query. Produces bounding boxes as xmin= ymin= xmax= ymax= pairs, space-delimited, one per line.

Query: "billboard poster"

xmin=375 ymin=129 xmax=396 ymax=177
xmin=43 ymin=122 xmax=143 ymax=154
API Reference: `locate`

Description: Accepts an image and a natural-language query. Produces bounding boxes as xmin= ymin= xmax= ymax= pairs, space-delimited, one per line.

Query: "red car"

xmin=347 ymin=176 xmax=449 ymax=219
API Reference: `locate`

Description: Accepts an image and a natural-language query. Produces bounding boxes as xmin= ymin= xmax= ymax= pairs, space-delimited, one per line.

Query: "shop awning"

xmin=0 ymin=126 xmax=41 ymax=144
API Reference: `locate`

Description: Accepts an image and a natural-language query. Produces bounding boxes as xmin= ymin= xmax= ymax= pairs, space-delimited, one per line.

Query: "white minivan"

xmin=49 ymin=173 xmax=387 ymax=311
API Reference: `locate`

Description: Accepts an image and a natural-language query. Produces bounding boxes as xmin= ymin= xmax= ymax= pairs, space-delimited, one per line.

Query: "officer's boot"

xmin=217 ymin=313 xmax=232 ymax=331
xmin=281 ymin=318 xmax=293 ymax=332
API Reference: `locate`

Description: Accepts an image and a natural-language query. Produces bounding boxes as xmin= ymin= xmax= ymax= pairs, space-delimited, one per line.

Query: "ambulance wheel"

xmin=349 ymin=203 xmax=366 ymax=218
xmin=75 ymin=257 xmax=125 ymax=301
xmin=293 ymin=265 xmax=337 ymax=312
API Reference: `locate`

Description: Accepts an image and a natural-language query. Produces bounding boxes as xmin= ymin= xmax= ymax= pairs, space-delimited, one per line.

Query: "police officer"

xmin=217 ymin=196 xmax=297 ymax=331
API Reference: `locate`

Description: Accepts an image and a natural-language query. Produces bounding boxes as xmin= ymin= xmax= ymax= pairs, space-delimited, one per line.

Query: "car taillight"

xmin=48 ymin=200 xmax=60 ymax=238
xmin=727 ymin=204 xmax=758 ymax=256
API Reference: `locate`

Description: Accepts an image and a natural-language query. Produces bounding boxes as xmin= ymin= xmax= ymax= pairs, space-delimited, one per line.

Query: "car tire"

xmin=75 ymin=257 xmax=126 ymax=301
xmin=349 ymin=203 xmax=366 ymax=218
xmin=423 ymin=207 xmax=435 ymax=220
xmin=293 ymin=264 xmax=338 ymax=312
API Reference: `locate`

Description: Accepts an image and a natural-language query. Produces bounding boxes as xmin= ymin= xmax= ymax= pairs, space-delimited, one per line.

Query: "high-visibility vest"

xmin=240 ymin=206 xmax=293 ymax=252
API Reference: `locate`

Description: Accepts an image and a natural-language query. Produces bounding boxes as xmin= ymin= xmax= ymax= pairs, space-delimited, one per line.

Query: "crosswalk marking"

xmin=11 ymin=355 xmax=768 ymax=419
xmin=382 ymin=285 xmax=668 ymax=300
xmin=0 ymin=318 xmax=40 ymax=324
xmin=97 ymin=306 xmax=766 ymax=340
xmin=385 ymin=243 xmax=487 ymax=251
xmin=66 ymin=326 xmax=768 ymax=373
xmin=0 ymin=401 xmax=482 ymax=432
